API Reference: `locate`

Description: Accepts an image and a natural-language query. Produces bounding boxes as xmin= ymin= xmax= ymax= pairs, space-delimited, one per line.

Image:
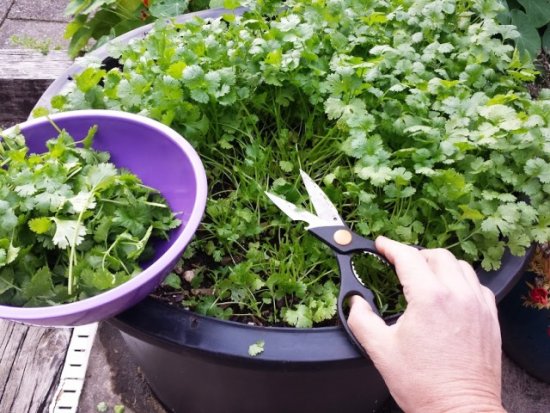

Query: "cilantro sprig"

xmin=0 ymin=125 xmax=180 ymax=306
xmin=47 ymin=0 xmax=550 ymax=326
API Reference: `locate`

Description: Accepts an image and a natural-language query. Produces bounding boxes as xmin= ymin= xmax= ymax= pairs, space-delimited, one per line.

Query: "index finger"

xmin=375 ymin=236 xmax=439 ymax=296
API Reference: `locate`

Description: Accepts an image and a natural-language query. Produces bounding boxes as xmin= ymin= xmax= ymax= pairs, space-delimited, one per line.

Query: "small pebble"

xmin=183 ymin=270 xmax=195 ymax=283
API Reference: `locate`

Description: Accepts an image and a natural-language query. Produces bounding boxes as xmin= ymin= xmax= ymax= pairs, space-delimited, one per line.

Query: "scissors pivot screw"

xmin=333 ymin=229 xmax=352 ymax=246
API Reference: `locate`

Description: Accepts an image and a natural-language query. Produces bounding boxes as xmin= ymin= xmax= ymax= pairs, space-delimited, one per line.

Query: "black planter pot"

xmin=109 ymin=300 xmax=389 ymax=413
xmin=499 ymin=271 xmax=550 ymax=384
xmin=35 ymin=8 xmax=536 ymax=413
xmin=108 ymin=248 xmax=532 ymax=413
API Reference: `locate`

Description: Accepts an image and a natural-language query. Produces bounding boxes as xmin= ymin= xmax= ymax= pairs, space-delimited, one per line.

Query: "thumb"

xmin=347 ymin=295 xmax=390 ymax=355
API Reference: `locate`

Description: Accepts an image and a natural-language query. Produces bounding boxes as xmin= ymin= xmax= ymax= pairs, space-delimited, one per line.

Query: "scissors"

xmin=265 ymin=170 xmax=394 ymax=357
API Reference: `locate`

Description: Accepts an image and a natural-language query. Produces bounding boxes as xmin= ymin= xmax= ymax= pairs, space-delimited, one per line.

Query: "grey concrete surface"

xmin=503 ymin=358 xmax=550 ymax=412
xmin=79 ymin=323 xmax=169 ymax=413
xmin=0 ymin=0 xmax=68 ymax=50
xmin=0 ymin=1 xmax=15 ymax=23
xmin=8 ymin=0 xmax=69 ymax=22
xmin=0 ymin=19 xmax=67 ymax=49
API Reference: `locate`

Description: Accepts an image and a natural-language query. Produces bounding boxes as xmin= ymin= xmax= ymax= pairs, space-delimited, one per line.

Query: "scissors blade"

xmin=265 ymin=192 xmax=327 ymax=229
xmin=299 ymin=170 xmax=345 ymax=227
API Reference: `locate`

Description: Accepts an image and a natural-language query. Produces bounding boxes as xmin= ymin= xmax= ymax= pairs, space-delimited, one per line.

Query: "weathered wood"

xmin=0 ymin=49 xmax=72 ymax=80
xmin=0 ymin=49 xmax=73 ymax=123
xmin=0 ymin=319 xmax=71 ymax=413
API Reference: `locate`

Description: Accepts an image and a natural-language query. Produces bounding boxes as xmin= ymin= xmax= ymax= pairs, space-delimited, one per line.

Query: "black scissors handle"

xmin=335 ymin=254 xmax=377 ymax=357
xmin=309 ymin=226 xmax=394 ymax=357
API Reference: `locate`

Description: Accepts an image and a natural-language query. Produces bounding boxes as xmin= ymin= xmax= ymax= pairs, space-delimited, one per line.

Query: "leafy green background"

xmin=501 ymin=0 xmax=550 ymax=58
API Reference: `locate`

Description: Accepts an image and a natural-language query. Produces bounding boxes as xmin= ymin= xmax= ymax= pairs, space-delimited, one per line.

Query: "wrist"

xmin=397 ymin=384 xmax=505 ymax=413
xmin=442 ymin=405 xmax=506 ymax=413
xmin=406 ymin=401 xmax=505 ymax=413
xmin=414 ymin=394 xmax=505 ymax=413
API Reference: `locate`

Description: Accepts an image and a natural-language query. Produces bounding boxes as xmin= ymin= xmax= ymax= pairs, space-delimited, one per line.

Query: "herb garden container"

xmin=0 ymin=110 xmax=207 ymax=327
xmin=499 ymin=270 xmax=550 ymax=384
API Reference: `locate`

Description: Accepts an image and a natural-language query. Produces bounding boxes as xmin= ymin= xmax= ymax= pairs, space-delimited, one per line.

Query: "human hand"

xmin=348 ymin=236 xmax=505 ymax=413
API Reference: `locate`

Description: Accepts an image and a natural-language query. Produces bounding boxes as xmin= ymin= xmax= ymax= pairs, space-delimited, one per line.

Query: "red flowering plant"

xmin=523 ymin=244 xmax=550 ymax=311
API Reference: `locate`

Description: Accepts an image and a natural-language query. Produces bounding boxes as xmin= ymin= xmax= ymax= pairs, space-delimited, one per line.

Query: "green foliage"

xmin=9 ymin=35 xmax=61 ymax=55
xmin=501 ymin=0 xmax=550 ymax=58
xmin=0 ymin=126 xmax=180 ymax=306
xmin=63 ymin=0 xmax=212 ymax=58
xmin=48 ymin=0 xmax=550 ymax=326
xmin=162 ymin=272 xmax=182 ymax=289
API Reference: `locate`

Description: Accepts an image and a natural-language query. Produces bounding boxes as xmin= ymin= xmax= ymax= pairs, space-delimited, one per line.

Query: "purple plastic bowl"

xmin=0 ymin=110 xmax=207 ymax=326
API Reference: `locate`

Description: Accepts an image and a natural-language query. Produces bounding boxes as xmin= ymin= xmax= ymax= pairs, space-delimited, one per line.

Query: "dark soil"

xmin=527 ymin=50 xmax=550 ymax=98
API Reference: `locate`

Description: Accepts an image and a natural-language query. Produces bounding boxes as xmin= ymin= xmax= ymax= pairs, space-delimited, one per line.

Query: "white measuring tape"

xmin=49 ymin=323 xmax=98 ymax=413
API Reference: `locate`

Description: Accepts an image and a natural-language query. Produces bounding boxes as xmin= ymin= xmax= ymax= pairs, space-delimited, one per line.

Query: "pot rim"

xmin=112 ymin=246 xmax=534 ymax=363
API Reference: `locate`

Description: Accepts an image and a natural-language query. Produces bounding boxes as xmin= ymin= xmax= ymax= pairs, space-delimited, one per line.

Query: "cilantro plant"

xmin=0 ymin=125 xmax=180 ymax=306
xmin=46 ymin=0 xmax=550 ymax=327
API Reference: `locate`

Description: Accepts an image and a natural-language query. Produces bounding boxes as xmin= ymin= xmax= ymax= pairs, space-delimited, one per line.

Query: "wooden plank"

xmin=0 ymin=49 xmax=72 ymax=80
xmin=0 ymin=49 xmax=73 ymax=123
xmin=0 ymin=319 xmax=71 ymax=412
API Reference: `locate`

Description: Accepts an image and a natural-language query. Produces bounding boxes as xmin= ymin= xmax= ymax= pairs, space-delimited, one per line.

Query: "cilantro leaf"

xmin=0 ymin=268 xmax=15 ymax=294
xmin=162 ymin=273 xmax=182 ymax=289
xmin=28 ymin=217 xmax=52 ymax=234
xmin=248 ymin=340 xmax=265 ymax=357
xmin=0 ymin=201 xmax=18 ymax=235
xmin=21 ymin=266 xmax=54 ymax=301
xmin=52 ymin=218 xmax=87 ymax=249
xmin=87 ymin=163 xmax=117 ymax=188
xmin=68 ymin=191 xmax=96 ymax=213
xmin=283 ymin=304 xmax=313 ymax=328
xmin=82 ymin=125 xmax=97 ymax=149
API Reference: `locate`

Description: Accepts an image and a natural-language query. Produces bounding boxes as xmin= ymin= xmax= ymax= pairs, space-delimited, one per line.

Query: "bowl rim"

xmin=0 ymin=109 xmax=207 ymax=321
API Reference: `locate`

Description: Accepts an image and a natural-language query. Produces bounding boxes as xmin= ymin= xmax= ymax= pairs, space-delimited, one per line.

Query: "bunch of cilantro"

xmin=45 ymin=0 xmax=550 ymax=327
xmin=0 ymin=125 xmax=180 ymax=307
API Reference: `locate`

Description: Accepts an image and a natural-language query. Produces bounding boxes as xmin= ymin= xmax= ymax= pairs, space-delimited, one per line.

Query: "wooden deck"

xmin=0 ymin=321 xmax=71 ymax=412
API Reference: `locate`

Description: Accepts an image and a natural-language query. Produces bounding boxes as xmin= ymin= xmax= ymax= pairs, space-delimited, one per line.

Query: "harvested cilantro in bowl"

xmin=0 ymin=123 xmax=181 ymax=307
